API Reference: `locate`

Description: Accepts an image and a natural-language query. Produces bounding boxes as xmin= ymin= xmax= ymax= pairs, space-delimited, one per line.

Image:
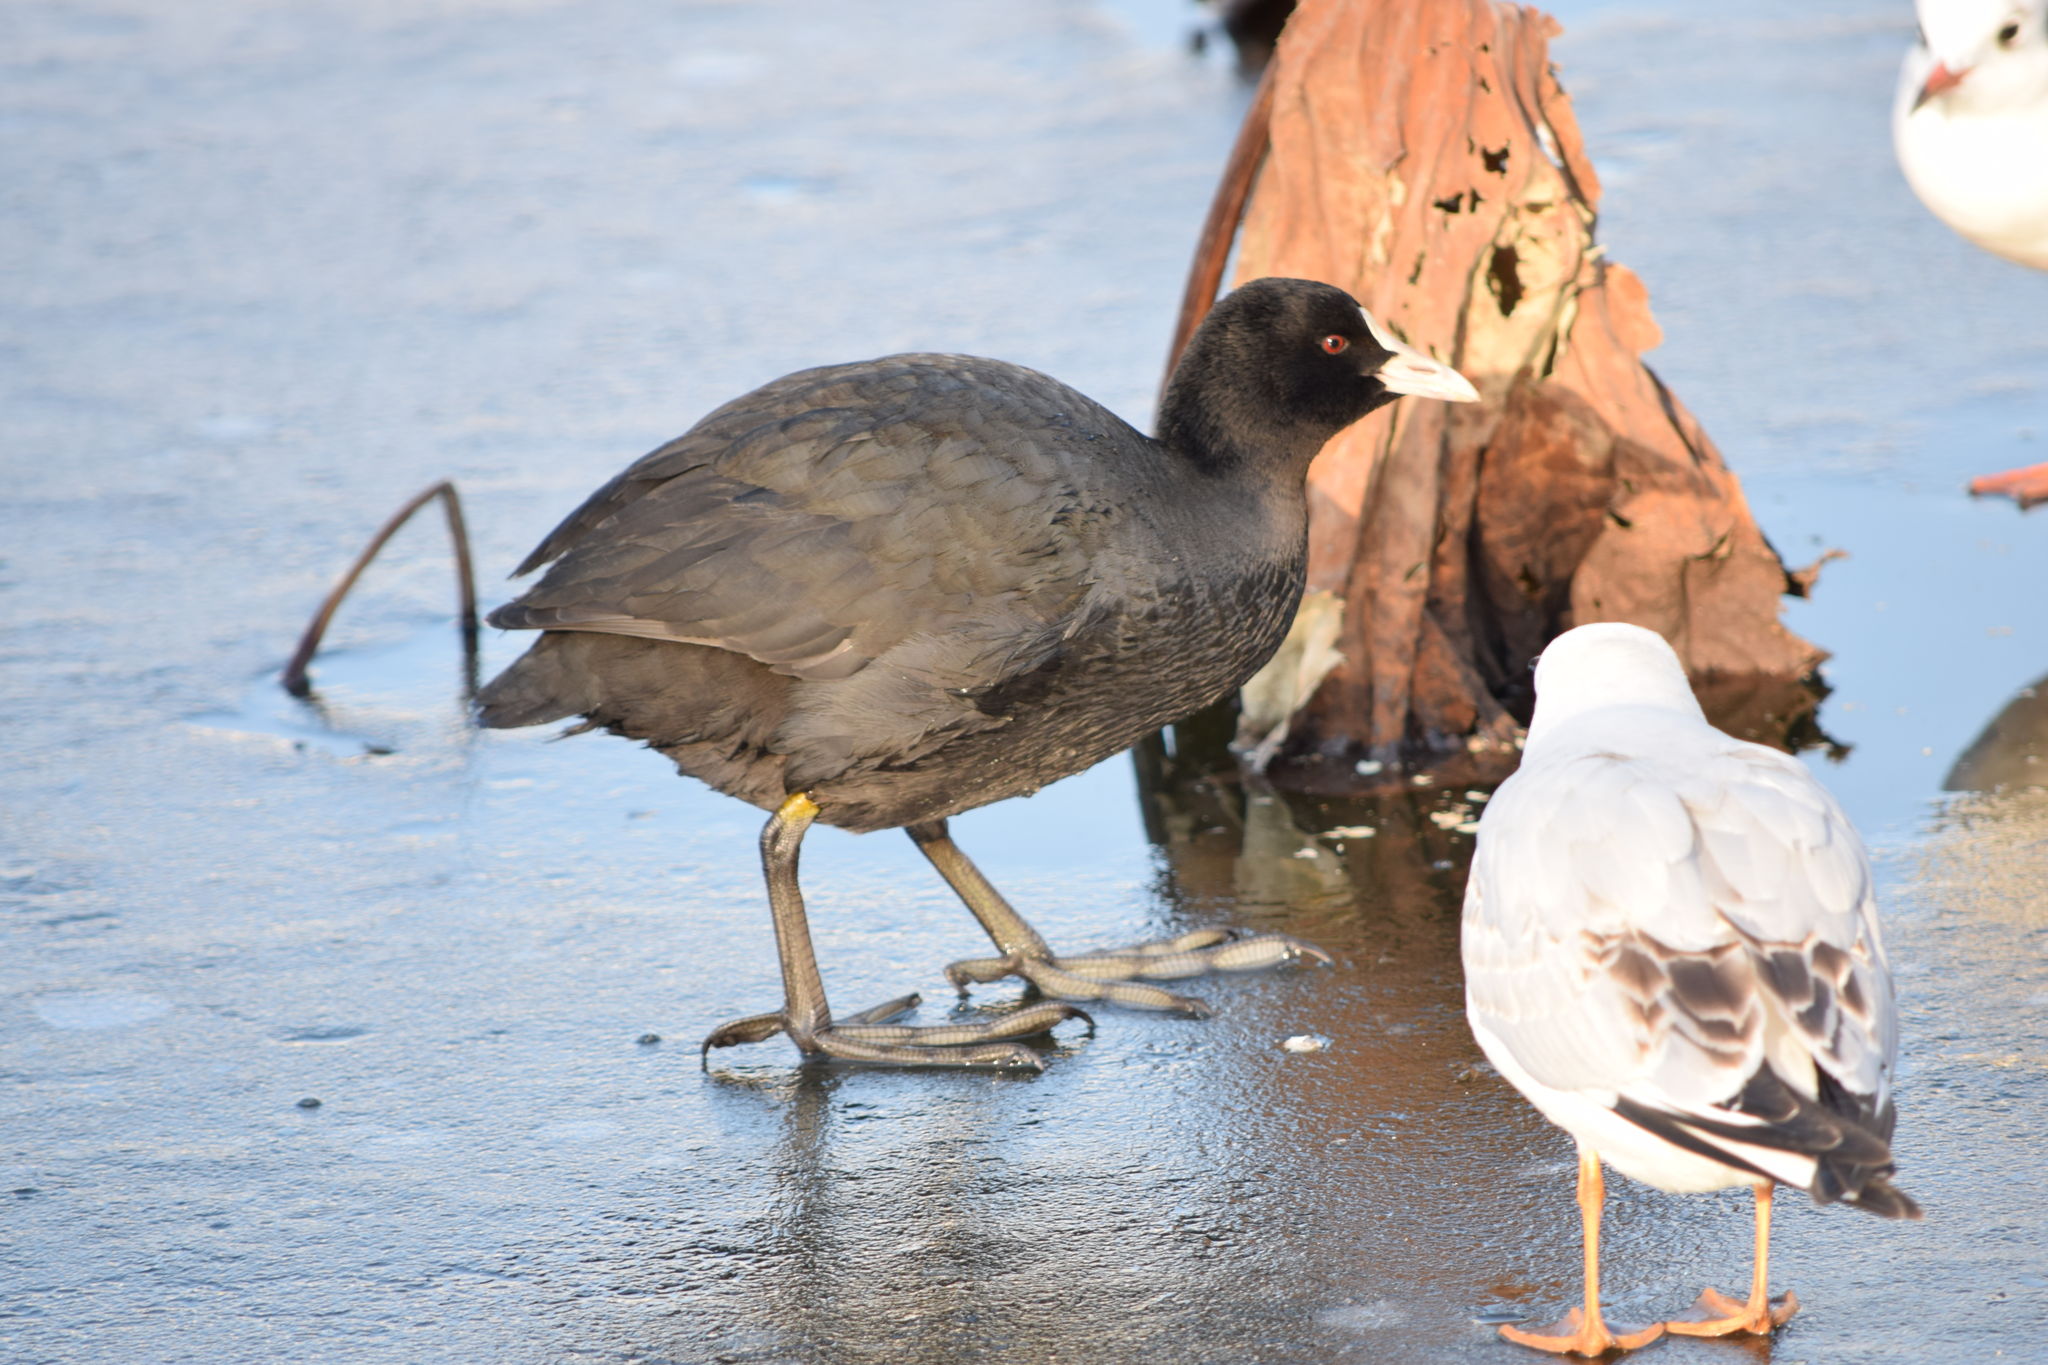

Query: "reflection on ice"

xmin=1945 ymin=673 xmax=2048 ymax=793
xmin=187 ymin=630 xmax=482 ymax=760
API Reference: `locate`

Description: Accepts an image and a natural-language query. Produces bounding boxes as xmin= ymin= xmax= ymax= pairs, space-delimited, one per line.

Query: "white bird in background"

xmin=1896 ymin=0 xmax=2048 ymax=270
xmin=1462 ymin=624 xmax=1919 ymax=1358
xmin=1895 ymin=0 xmax=2048 ymax=507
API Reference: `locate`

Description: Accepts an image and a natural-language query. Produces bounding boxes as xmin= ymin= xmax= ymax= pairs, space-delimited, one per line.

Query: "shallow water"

xmin=5 ymin=0 xmax=2048 ymax=1361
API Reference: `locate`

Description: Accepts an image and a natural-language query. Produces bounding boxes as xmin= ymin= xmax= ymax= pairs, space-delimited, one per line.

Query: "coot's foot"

xmin=697 ymin=799 xmax=1094 ymax=1070
xmin=945 ymin=927 xmax=1333 ymax=1015
xmin=701 ymin=992 xmax=1088 ymax=1071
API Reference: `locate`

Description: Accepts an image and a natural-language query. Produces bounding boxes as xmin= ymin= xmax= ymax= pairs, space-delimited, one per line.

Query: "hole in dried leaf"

xmin=1487 ymin=243 xmax=1523 ymax=317
xmin=1482 ymin=145 xmax=1510 ymax=175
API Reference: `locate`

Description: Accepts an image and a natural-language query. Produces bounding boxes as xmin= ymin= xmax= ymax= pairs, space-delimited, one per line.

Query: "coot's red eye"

xmin=1320 ymin=334 xmax=1349 ymax=354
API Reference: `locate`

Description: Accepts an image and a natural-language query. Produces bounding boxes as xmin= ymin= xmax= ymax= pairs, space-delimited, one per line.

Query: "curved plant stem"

xmin=281 ymin=480 xmax=479 ymax=699
xmin=1161 ymin=63 xmax=1277 ymax=399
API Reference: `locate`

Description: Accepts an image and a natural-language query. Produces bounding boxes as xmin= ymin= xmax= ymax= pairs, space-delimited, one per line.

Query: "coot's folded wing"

xmin=490 ymin=356 xmax=1138 ymax=771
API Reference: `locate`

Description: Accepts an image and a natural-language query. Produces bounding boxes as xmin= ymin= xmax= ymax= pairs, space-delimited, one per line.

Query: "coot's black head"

xmin=1159 ymin=276 xmax=1478 ymax=475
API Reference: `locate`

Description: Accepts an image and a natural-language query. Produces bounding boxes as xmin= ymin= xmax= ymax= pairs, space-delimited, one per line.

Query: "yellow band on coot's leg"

xmin=759 ymin=791 xmax=826 ymax=1046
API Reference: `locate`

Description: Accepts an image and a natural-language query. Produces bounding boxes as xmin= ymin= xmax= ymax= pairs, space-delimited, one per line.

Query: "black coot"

xmin=479 ymin=277 xmax=1478 ymax=1069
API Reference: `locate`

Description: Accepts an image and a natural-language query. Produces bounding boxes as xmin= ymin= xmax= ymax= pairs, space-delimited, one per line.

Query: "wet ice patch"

xmin=536 ymin=1119 xmax=620 ymax=1144
xmin=351 ymin=1127 xmax=451 ymax=1162
xmin=1317 ymin=1300 xmax=1408 ymax=1331
xmin=191 ymin=413 xmax=273 ymax=442
xmin=740 ymin=174 xmax=831 ymax=206
xmin=187 ymin=680 xmax=380 ymax=758
xmin=669 ymin=50 xmax=768 ymax=87
xmin=33 ymin=991 xmax=171 ymax=1030
xmin=189 ymin=631 xmax=477 ymax=759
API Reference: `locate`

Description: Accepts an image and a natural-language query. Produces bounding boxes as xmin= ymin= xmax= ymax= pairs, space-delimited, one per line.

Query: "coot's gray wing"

xmin=490 ymin=355 xmax=1137 ymax=774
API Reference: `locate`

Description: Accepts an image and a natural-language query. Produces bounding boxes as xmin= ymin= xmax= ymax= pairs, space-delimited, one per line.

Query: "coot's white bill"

xmin=1362 ymin=308 xmax=1480 ymax=403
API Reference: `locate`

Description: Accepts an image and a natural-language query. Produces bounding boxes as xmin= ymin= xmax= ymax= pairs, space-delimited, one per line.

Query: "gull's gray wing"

xmin=1464 ymin=734 xmax=1900 ymax=1196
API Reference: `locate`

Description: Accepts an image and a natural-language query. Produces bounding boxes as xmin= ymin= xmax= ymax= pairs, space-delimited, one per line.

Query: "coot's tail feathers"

xmin=474 ymin=634 xmax=794 ymax=814
xmin=475 ymin=634 xmax=593 ymax=730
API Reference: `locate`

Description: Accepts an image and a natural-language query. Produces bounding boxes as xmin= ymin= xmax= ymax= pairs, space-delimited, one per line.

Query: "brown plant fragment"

xmin=1180 ymin=0 xmax=1825 ymax=773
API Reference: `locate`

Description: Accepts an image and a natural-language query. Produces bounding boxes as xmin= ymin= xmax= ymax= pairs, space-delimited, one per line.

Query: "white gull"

xmin=1895 ymin=0 xmax=2048 ymax=270
xmin=1895 ymin=3 xmax=2048 ymax=506
xmin=1461 ymin=623 xmax=1919 ymax=1357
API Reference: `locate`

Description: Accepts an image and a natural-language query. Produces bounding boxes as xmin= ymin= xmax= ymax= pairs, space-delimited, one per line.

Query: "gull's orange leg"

xmin=1665 ymin=1182 xmax=1801 ymax=1337
xmin=1500 ymin=1149 xmax=1666 ymax=1356
xmin=1969 ymin=462 xmax=2048 ymax=510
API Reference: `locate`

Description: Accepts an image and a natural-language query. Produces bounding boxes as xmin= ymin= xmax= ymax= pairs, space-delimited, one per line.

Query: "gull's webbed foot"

xmin=946 ymin=927 xmax=1333 ymax=1015
xmin=1663 ymin=1286 xmax=1799 ymax=1337
xmin=1969 ymin=460 xmax=2048 ymax=509
xmin=1499 ymin=1307 xmax=1665 ymax=1357
xmin=701 ymin=992 xmax=1089 ymax=1071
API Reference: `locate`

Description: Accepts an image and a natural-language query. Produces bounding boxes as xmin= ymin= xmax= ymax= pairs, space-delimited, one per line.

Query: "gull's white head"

xmin=1902 ymin=0 xmax=2048 ymax=117
xmin=1526 ymin=622 xmax=1704 ymax=745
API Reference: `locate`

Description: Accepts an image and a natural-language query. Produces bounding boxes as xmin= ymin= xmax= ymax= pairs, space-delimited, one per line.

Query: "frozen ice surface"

xmin=3 ymin=0 xmax=2047 ymax=1362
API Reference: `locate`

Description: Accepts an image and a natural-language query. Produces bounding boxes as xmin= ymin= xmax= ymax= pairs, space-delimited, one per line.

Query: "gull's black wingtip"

xmin=1843 ymin=1175 xmax=1923 ymax=1221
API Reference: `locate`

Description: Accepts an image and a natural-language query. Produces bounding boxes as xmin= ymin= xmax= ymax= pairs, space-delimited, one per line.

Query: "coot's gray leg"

xmin=702 ymin=794 xmax=1086 ymax=1070
xmin=905 ymin=820 xmax=1331 ymax=1016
